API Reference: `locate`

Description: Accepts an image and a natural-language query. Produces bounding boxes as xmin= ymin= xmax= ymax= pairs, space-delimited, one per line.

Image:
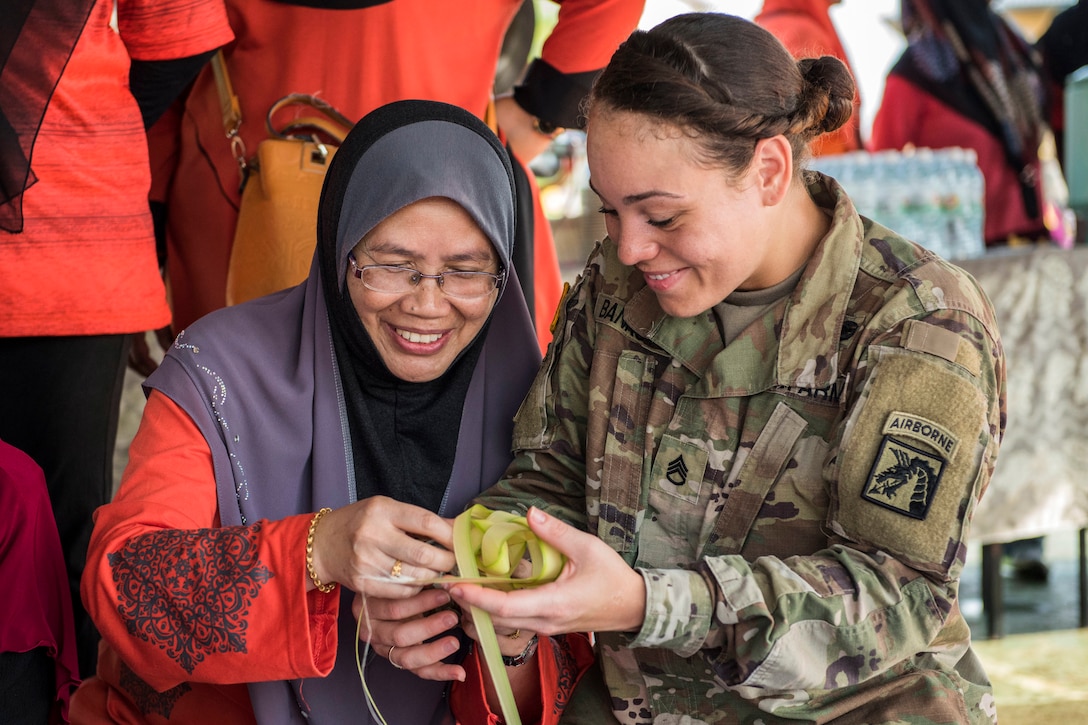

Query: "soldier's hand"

xmin=445 ymin=507 xmax=646 ymax=636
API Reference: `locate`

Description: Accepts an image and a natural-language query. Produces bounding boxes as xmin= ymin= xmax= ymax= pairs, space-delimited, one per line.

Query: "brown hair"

xmin=586 ymin=13 xmax=855 ymax=177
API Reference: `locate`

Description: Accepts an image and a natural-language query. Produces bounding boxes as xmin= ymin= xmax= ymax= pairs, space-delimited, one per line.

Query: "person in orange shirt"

xmin=756 ymin=0 xmax=863 ymax=156
xmin=0 ymin=0 xmax=233 ymax=679
xmin=151 ymin=0 xmax=644 ymax=354
xmin=74 ymin=101 xmax=542 ymax=725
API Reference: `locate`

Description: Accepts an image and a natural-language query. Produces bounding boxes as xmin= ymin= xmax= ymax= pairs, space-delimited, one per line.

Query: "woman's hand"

xmin=446 ymin=507 xmax=647 ymax=637
xmin=494 ymin=96 xmax=556 ymax=164
xmin=353 ymin=588 xmax=466 ymax=682
xmin=309 ymin=495 xmax=455 ymax=598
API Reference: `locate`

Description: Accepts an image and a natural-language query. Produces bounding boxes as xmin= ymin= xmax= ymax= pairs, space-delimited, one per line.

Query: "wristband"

xmin=532 ymin=117 xmax=564 ymax=139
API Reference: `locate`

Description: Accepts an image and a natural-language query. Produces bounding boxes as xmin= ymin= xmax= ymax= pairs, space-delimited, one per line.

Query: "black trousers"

xmin=0 ymin=334 xmax=131 ymax=679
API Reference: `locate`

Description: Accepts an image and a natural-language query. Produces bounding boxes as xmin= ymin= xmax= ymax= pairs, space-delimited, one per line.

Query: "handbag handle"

xmin=208 ymin=54 xmax=354 ymax=175
xmin=266 ymin=94 xmax=353 ymax=143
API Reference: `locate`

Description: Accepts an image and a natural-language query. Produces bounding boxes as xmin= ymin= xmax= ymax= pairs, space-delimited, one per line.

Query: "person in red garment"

xmin=0 ymin=439 xmax=80 ymax=724
xmin=153 ymin=0 xmax=644 ymax=352
xmin=755 ymin=0 xmax=863 ymax=156
xmin=870 ymin=0 xmax=1049 ymax=246
xmin=0 ymin=0 xmax=233 ymax=679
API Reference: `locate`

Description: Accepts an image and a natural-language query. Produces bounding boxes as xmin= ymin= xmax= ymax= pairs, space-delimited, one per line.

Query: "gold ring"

xmin=390 ymin=560 xmax=403 ymax=578
xmin=507 ymin=629 xmax=520 ymax=640
xmin=387 ymin=644 xmax=404 ymax=670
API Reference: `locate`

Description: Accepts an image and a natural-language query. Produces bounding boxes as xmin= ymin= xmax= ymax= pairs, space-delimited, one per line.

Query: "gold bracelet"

xmin=306 ymin=507 xmax=336 ymax=593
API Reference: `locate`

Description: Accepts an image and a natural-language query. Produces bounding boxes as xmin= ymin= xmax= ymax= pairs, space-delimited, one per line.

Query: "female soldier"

xmin=439 ymin=13 xmax=1005 ymax=725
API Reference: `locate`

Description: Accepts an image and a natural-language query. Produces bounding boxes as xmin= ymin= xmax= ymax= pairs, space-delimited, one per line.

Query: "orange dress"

xmin=72 ymin=391 xmax=340 ymax=724
xmin=155 ymin=0 xmax=644 ymax=349
xmin=755 ymin=0 xmax=863 ymax=157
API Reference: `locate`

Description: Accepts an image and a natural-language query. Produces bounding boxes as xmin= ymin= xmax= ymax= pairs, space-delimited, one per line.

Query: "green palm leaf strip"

xmin=452 ymin=504 xmax=566 ymax=725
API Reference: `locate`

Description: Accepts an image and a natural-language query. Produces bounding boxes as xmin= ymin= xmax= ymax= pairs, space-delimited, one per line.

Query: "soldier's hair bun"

xmin=795 ymin=56 xmax=856 ymax=138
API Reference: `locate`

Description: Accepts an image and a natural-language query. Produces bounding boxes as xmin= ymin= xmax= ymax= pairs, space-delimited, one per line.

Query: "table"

xmin=955 ymin=244 xmax=1088 ymax=636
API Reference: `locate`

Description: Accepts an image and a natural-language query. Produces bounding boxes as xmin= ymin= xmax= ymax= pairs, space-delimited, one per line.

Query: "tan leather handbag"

xmin=210 ymin=51 xmax=353 ymax=305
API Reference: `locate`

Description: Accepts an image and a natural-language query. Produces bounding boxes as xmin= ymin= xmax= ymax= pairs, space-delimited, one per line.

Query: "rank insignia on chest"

xmin=665 ymin=456 xmax=688 ymax=485
xmin=861 ymin=437 xmax=945 ymax=520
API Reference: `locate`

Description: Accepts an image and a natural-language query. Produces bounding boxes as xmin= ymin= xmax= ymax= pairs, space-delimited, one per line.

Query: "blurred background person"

xmin=0 ymin=0 xmax=233 ymax=678
xmin=755 ymin=0 xmax=864 ymax=155
xmin=151 ymin=0 xmax=644 ymax=355
xmin=870 ymin=0 xmax=1050 ymax=247
xmin=1035 ymin=0 xmax=1088 ymax=172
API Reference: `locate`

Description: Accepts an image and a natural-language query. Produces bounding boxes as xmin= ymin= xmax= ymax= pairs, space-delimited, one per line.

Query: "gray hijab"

xmin=319 ymin=101 xmax=517 ymax=514
xmin=146 ymin=100 xmax=540 ymax=724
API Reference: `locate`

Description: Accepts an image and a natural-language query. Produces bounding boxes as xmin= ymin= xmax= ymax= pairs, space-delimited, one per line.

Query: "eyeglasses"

xmin=348 ymin=252 xmax=503 ymax=300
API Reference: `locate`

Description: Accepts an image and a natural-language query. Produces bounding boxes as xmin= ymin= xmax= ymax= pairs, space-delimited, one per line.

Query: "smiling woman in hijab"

xmin=71 ymin=100 xmax=542 ymax=725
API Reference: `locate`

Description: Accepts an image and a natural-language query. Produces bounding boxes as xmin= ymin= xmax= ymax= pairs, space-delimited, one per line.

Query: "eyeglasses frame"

xmin=347 ymin=250 xmax=504 ymax=300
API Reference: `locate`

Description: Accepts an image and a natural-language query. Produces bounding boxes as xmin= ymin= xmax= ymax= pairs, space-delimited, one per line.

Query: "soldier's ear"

xmin=751 ymin=135 xmax=792 ymax=207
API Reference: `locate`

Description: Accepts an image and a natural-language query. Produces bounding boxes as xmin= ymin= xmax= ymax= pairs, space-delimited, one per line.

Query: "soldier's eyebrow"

xmin=588 ymin=179 xmax=683 ymax=206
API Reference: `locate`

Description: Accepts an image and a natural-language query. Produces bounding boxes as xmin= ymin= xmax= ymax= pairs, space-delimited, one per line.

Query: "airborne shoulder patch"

xmin=882 ymin=411 xmax=959 ymax=458
xmin=861 ymin=437 xmax=945 ymax=520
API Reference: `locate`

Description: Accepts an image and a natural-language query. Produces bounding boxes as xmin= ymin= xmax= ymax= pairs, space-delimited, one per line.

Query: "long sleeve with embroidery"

xmin=78 ymin=391 xmax=338 ymax=723
xmin=475 ymin=174 xmax=1005 ymax=724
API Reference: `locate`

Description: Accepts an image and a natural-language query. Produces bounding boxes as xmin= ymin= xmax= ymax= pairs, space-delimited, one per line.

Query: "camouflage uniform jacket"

xmin=476 ymin=174 xmax=1006 ymax=724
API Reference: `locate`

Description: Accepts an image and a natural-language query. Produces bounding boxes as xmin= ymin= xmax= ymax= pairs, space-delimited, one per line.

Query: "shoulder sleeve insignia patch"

xmin=832 ymin=345 xmax=990 ymax=577
xmin=862 ymin=437 xmax=945 ymax=520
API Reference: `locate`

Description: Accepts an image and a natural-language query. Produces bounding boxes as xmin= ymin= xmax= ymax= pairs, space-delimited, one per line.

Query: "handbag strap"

xmin=209 ymin=50 xmax=247 ymax=175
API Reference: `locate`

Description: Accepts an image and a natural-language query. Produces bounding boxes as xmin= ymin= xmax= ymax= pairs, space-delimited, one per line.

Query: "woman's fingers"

xmin=353 ymin=587 xmax=452 ymax=636
xmin=387 ymin=638 xmax=466 ymax=682
xmin=353 ymin=589 xmax=466 ymax=682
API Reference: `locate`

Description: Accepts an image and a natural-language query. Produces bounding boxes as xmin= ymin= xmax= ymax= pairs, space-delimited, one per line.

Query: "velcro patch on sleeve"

xmin=834 ymin=346 xmax=988 ymax=577
xmin=900 ymin=319 xmax=981 ymax=376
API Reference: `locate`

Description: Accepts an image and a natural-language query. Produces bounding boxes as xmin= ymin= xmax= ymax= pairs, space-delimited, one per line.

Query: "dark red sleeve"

xmin=450 ymin=633 xmax=596 ymax=725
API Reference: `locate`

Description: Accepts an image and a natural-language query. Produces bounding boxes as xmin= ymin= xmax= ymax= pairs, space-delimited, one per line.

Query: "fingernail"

xmin=529 ymin=507 xmax=547 ymax=524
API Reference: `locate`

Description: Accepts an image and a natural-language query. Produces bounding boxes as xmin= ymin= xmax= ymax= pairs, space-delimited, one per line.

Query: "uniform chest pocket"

xmin=598 ymin=350 xmax=658 ymax=556
xmin=640 ymin=435 xmax=712 ymax=566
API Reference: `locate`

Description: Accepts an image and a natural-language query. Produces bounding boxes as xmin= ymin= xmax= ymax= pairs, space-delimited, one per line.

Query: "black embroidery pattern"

xmin=108 ymin=524 xmax=274 ymax=674
xmin=552 ymin=635 xmax=579 ymax=715
xmin=119 ymin=662 xmax=192 ymax=719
